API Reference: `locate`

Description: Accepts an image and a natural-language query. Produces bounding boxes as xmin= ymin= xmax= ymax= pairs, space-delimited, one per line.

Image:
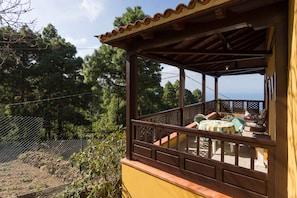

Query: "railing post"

xmin=218 ymin=99 xmax=221 ymax=112
xmin=267 ymin=146 xmax=276 ymax=198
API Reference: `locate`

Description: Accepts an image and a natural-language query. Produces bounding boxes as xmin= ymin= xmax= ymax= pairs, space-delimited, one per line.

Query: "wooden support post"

xmin=274 ymin=11 xmax=288 ymax=198
xmin=215 ymin=77 xmax=218 ymax=112
xmin=179 ymin=68 xmax=185 ymax=126
xmin=202 ymin=74 xmax=206 ymax=114
xmin=126 ymin=52 xmax=138 ymax=160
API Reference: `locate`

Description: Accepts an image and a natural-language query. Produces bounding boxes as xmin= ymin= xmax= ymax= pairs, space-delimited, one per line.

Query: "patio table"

xmin=198 ymin=120 xmax=236 ymax=154
xmin=198 ymin=120 xmax=236 ymax=134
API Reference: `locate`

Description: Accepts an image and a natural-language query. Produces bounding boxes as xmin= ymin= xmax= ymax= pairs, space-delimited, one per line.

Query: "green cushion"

xmin=231 ymin=117 xmax=245 ymax=132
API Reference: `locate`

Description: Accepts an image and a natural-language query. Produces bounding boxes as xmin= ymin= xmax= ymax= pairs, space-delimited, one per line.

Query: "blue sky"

xmin=22 ymin=0 xmax=264 ymax=100
xmin=22 ymin=0 xmax=189 ymax=57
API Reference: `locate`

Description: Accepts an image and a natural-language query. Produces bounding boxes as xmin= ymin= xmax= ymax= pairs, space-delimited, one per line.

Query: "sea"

xmin=206 ymin=92 xmax=264 ymax=101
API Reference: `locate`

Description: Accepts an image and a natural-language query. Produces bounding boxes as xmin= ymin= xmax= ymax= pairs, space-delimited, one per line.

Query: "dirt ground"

xmin=0 ymin=152 xmax=81 ymax=198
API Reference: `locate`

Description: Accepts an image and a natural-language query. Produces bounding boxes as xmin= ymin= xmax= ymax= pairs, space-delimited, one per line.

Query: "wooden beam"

xmin=137 ymin=51 xmax=183 ymax=68
xmin=205 ymin=66 xmax=267 ymax=74
xmin=217 ymin=33 xmax=233 ymax=50
xmin=208 ymin=68 xmax=265 ymax=76
xmin=127 ymin=2 xmax=285 ymax=51
xmin=141 ymin=32 xmax=154 ymax=40
xmin=215 ymin=8 xmax=226 ymax=19
xmin=185 ymin=56 xmax=266 ymax=67
xmin=142 ymin=49 xmax=272 ymax=56
xmin=172 ymin=22 xmax=185 ymax=31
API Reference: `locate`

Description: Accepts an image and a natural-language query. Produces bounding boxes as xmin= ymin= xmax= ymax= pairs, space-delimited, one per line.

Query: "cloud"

xmin=80 ymin=0 xmax=104 ymax=21
xmin=65 ymin=36 xmax=88 ymax=46
xmin=65 ymin=36 xmax=100 ymax=57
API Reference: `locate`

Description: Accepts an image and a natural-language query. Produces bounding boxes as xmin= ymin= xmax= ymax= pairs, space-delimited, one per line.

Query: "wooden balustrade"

xmin=130 ymin=100 xmax=274 ymax=198
xmin=218 ymin=99 xmax=264 ymax=114
xmin=138 ymin=100 xmax=264 ymax=127
xmin=138 ymin=107 xmax=181 ymax=125
xmin=138 ymin=100 xmax=219 ymax=126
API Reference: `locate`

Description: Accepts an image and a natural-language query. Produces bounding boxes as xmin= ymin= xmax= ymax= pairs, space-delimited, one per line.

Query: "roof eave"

xmin=98 ymin=0 xmax=239 ymax=45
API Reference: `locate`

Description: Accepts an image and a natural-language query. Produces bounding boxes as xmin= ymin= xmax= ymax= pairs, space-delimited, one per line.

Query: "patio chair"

xmin=194 ymin=114 xmax=208 ymax=143
xmin=244 ymin=109 xmax=267 ymax=123
xmin=244 ymin=109 xmax=267 ymax=134
xmin=194 ymin=114 xmax=208 ymax=127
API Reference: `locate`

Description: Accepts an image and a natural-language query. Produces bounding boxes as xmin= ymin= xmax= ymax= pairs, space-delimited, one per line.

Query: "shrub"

xmin=56 ymin=126 xmax=126 ymax=198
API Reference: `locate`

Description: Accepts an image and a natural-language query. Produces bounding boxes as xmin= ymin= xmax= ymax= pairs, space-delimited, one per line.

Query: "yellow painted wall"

xmin=265 ymin=27 xmax=277 ymax=140
xmin=287 ymin=0 xmax=297 ymax=197
xmin=122 ymin=163 xmax=203 ymax=198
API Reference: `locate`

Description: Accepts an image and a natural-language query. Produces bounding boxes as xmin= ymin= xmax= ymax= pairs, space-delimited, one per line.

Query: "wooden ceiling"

xmin=98 ymin=0 xmax=286 ymax=77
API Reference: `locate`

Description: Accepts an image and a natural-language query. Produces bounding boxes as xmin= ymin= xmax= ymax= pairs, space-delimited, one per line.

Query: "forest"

xmin=0 ymin=6 xmax=202 ymax=140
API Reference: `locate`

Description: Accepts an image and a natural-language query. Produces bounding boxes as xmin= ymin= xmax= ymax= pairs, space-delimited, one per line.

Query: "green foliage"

xmin=0 ymin=24 xmax=92 ymax=140
xmin=162 ymin=80 xmax=202 ymax=109
xmin=57 ymin=126 xmax=126 ymax=198
xmin=113 ymin=6 xmax=147 ymax=28
xmin=0 ymin=6 xmax=203 ymax=142
xmin=83 ymin=7 xmax=163 ymax=126
xmin=192 ymin=89 xmax=202 ymax=102
xmin=162 ymin=81 xmax=178 ymax=108
xmin=0 ymin=25 xmax=43 ymax=117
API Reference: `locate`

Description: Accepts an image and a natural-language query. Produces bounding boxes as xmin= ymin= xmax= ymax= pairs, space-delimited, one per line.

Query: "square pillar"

xmin=126 ymin=52 xmax=138 ymax=160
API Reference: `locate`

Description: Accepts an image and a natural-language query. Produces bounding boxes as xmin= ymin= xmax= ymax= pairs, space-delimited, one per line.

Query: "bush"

xmin=56 ymin=126 xmax=126 ymax=198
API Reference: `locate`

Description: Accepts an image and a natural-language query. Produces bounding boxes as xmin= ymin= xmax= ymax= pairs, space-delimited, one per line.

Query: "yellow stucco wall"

xmin=122 ymin=163 xmax=203 ymax=198
xmin=288 ymin=0 xmax=297 ymax=197
xmin=266 ymin=41 xmax=276 ymax=140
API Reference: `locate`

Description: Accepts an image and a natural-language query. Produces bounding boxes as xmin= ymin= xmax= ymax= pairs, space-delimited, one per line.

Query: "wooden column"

xmin=264 ymin=74 xmax=267 ymax=110
xmin=179 ymin=68 xmax=185 ymax=126
xmin=215 ymin=77 xmax=218 ymax=112
xmin=274 ymin=11 xmax=288 ymax=198
xmin=214 ymin=77 xmax=218 ymax=101
xmin=202 ymin=74 xmax=206 ymax=114
xmin=126 ymin=52 xmax=138 ymax=160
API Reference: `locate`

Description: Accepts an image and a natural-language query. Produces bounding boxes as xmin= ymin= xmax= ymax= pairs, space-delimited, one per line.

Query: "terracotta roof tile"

xmin=99 ymin=0 xmax=218 ymax=43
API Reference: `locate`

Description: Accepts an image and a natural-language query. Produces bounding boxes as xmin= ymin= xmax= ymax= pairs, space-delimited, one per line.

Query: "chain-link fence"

xmin=0 ymin=116 xmax=43 ymax=163
xmin=0 ymin=116 xmax=87 ymax=163
xmin=39 ymin=139 xmax=87 ymax=159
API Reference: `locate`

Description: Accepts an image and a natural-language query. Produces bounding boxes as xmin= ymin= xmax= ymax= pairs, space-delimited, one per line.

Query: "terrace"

xmin=97 ymin=0 xmax=293 ymax=197
xmin=131 ymin=99 xmax=273 ymax=197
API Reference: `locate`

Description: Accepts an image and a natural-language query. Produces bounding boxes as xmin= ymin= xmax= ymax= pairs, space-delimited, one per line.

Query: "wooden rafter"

xmin=142 ymin=49 xmax=272 ymax=57
xmin=185 ymin=56 xmax=266 ymax=67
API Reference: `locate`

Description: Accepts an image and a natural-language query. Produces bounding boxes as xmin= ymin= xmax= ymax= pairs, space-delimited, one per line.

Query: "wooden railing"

xmin=138 ymin=107 xmax=181 ymax=125
xmin=218 ymin=99 xmax=264 ymax=114
xmin=131 ymin=100 xmax=273 ymax=198
xmin=183 ymin=100 xmax=217 ymax=125
xmin=138 ymin=100 xmax=264 ymax=126
xmin=138 ymin=100 xmax=218 ymax=126
xmin=131 ymin=119 xmax=275 ymax=198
